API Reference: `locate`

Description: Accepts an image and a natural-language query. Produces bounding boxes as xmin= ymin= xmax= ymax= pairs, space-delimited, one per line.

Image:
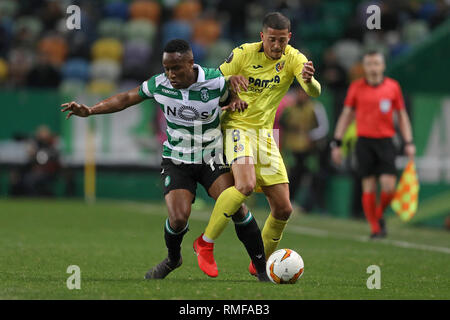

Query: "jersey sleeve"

xmin=202 ymin=68 xmax=230 ymax=105
xmin=393 ymin=81 xmax=405 ymax=110
xmin=343 ymin=82 xmax=358 ymax=108
xmin=219 ymin=46 xmax=246 ymax=76
xmin=219 ymin=76 xmax=230 ymax=105
xmin=292 ymin=50 xmax=321 ymax=98
xmin=138 ymin=76 xmax=156 ymax=100
xmin=292 ymin=50 xmax=309 ymax=77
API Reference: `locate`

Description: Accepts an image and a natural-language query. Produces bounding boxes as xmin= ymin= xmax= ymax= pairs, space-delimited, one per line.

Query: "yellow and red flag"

xmin=391 ymin=160 xmax=420 ymax=221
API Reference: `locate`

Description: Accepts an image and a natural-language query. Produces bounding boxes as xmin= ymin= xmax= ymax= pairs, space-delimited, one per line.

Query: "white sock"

xmin=202 ymin=234 xmax=214 ymax=243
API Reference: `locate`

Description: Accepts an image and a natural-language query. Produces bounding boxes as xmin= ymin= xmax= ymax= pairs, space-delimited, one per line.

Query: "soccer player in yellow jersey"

xmin=193 ymin=12 xmax=321 ymax=277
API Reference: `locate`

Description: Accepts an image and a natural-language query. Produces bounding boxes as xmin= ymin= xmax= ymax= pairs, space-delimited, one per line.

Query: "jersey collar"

xmin=194 ymin=64 xmax=205 ymax=82
xmin=259 ymin=42 xmax=264 ymax=52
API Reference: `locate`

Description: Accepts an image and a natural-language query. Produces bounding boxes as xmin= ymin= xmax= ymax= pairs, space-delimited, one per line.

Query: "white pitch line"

xmin=381 ymin=239 xmax=450 ymax=254
xmin=120 ymin=201 xmax=450 ymax=255
xmin=286 ymin=225 xmax=450 ymax=255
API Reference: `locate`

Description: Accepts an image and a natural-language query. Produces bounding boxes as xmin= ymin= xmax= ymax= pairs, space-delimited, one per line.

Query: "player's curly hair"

xmin=263 ymin=12 xmax=291 ymax=32
xmin=164 ymin=39 xmax=192 ymax=54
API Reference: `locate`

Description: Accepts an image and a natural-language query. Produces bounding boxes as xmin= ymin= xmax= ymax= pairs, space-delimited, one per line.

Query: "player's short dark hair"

xmin=363 ymin=49 xmax=385 ymax=60
xmin=262 ymin=12 xmax=291 ymax=32
xmin=163 ymin=39 xmax=192 ymax=54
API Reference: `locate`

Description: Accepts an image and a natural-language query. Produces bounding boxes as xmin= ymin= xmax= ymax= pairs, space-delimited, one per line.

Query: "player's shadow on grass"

xmin=79 ymin=278 xmax=258 ymax=284
xmin=86 ymin=278 xmax=144 ymax=282
xmin=19 ymin=276 xmax=266 ymax=285
xmin=162 ymin=278 xmax=261 ymax=284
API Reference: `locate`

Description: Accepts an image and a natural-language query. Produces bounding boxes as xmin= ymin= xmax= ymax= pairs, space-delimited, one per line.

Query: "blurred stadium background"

xmin=0 ymin=0 xmax=449 ymax=230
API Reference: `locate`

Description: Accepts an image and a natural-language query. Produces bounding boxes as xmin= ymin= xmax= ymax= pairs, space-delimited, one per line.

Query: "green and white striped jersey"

xmin=138 ymin=64 xmax=230 ymax=163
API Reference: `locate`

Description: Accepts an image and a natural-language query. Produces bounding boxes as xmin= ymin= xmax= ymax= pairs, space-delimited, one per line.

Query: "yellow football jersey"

xmin=219 ymin=41 xmax=321 ymax=130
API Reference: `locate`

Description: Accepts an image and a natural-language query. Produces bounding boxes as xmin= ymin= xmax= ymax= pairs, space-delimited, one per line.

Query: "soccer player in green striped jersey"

xmin=60 ymin=39 xmax=269 ymax=281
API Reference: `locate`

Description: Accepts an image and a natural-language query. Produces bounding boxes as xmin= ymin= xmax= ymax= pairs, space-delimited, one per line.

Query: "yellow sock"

xmin=261 ymin=214 xmax=288 ymax=258
xmin=204 ymin=186 xmax=247 ymax=240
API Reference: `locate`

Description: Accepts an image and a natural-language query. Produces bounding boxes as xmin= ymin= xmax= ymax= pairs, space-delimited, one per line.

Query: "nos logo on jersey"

xmin=166 ymin=105 xmax=210 ymax=121
xmin=178 ymin=105 xmax=200 ymax=121
xmin=379 ymin=99 xmax=392 ymax=113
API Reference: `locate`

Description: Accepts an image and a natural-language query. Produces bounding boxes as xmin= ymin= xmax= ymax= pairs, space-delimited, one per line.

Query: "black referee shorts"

xmin=355 ymin=137 xmax=397 ymax=178
xmin=160 ymin=157 xmax=230 ymax=202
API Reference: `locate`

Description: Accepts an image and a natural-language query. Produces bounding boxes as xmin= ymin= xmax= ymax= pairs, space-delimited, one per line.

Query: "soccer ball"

xmin=266 ymin=248 xmax=304 ymax=284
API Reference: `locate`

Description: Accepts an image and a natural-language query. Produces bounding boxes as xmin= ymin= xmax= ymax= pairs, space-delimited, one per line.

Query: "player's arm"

xmin=397 ymin=109 xmax=415 ymax=159
xmin=331 ymin=106 xmax=355 ymax=165
xmin=60 ymin=86 xmax=144 ymax=119
xmin=227 ymin=75 xmax=248 ymax=94
xmin=220 ymin=78 xmax=248 ymax=112
xmin=292 ymin=50 xmax=321 ymax=97
xmin=298 ymin=61 xmax=321 ymax=98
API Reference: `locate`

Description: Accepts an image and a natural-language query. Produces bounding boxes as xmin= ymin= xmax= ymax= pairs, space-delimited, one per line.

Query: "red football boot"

xmin=248 ymin=261 xmax=257 ymax=276
xmin=193 ymin=234 xmax=218 ymax=277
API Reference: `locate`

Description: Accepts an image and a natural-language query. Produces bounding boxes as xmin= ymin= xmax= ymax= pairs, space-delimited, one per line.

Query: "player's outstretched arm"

xmin=219 ymin=77 xmax=248 ymax=112
xmin=221 ymin=97 xmax=248 ymax=112
xmin=227 ymin=75 xmax=248 ymax=94
xmin=299 ymin=61 xmax=321 ymax=98
xmin=221 ymin=89 xmax=248 ymax=112
xmin=60 ymin=86 xmax=144 ymax=119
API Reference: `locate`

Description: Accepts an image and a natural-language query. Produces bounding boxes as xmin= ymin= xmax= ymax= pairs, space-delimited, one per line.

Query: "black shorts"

xmin=355 ymin=137 xmax=397 ymax=178
xmin=160 ymin=157 xmax=230 ymax=201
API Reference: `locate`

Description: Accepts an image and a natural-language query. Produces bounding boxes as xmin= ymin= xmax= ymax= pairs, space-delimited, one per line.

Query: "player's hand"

xmin=222 ymin=98 xmax=248 ymax=112
xmin=60 ymin=101 xmax=91 ymax=119
xmin=331 ymin=146 xmax=343 ymax=166
xmin=302 ymin=61 xmax=315 ymax=83
xmin=404 ymin=143 xmax=416 ymax=160
xmin=228 ymin=75 xmax=248 ymax=93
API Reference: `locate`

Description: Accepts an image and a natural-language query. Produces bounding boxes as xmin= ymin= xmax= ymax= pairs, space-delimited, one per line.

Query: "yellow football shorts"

xmin=223 ymin=127 xmax=289 ymax=191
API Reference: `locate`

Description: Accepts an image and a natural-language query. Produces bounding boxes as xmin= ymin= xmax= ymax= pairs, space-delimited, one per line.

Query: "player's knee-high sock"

xmin=204 ymin=186 xmax=247 ymax=240
xmin=261 ymin=214 xmax=288 ymax=259
xmin=232 ymin=211 xmax=266 ymax=274
xmin=375 ymin=191 xmax=395 ymax=220
xmin=164 ymin=219 xmax=188 ymax=265
xmin=362 ymin=192 xmax=380 ymax=233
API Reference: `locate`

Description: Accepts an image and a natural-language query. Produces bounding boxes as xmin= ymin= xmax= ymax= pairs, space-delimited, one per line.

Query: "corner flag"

xmin=391 ymin=160 xmax=419 ymax=221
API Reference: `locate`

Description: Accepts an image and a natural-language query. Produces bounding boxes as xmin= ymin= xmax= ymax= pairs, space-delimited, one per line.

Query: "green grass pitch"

xmin=1 ymin=198 xmax=449 ymax=299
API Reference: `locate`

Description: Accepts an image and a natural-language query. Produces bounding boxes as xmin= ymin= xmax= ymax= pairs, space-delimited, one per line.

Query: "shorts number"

xmin=232 ymin=129 xmax=241 ymax=142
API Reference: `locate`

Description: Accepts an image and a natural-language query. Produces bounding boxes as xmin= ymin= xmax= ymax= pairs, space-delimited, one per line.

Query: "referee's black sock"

xmin=232 ymin=211 xmax=266 ymax=274
xmin=164 ymin=219 xmax=189 ymax=266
